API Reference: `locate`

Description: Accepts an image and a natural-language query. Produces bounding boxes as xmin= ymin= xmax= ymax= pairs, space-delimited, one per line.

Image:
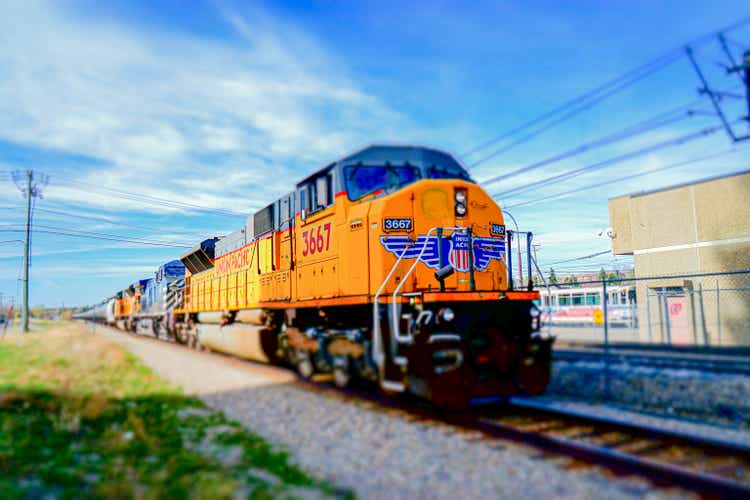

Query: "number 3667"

xmin=301 ymin=223 xmax=331 ymax=256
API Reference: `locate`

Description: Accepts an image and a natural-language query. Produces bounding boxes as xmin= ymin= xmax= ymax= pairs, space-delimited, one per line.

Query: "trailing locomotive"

xmin=80 ymin=260 xmax=186 ymax=335
xmin=86 ymin=144 xmax=551 ymax=407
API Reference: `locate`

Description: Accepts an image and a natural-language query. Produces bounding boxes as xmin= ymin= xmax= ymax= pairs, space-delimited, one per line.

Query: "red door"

xmin=667 ymin=296 xmax=690 ymax=344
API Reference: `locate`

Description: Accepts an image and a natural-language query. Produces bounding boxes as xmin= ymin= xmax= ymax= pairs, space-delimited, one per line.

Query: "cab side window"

xmin=316 ymin=175 xmax=330 ymax=209
xmin=300 ymin=171 xmax=334 ymax=215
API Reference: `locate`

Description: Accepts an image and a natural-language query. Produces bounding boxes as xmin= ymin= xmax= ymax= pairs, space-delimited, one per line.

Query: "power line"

xmin=468 ymin=55 xmax=685 ymax=167
xmin=52 ymin=177 xmax=251 ymax=217
xmin=505 ymin=147 xmax=745 ymax=208
xmin=463 ymin=14 xmax=750 ymax=160
xmin=0 ymin=228 xmax=191 ymax=248
xmin=479 ymin=99 xmax=708 ymax=185
xmin=462 ymin=52 xmax=682 ymax=160
xmin=542 ymin=250 xmax=612 ymax=267
xmin=30 ymin=224 xmax=194 ymax=247
xmin=0 ymin=204 xmax=205 ymax=238
xmin=491 ymin=123 xmax=725 ymax=200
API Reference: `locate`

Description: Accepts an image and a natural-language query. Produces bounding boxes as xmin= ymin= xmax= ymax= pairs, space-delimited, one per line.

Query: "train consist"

xmin=77 ymin=145 xmax=550 ymax=407
xmin=75 ymin=260 xmax=185 ymax=335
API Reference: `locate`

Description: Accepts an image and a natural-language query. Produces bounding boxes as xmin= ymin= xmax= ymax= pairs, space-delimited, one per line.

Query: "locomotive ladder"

xmin=372 ymin=226 xmax=465 ymax=392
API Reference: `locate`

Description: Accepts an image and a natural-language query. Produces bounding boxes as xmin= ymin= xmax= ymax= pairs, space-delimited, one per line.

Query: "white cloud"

xmin=0 ymin=0 xmax=410 ymax=214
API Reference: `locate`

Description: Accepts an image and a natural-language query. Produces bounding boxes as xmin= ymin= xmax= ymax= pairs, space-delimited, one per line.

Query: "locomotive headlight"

xmin=455 ymin=189 xmax=467 ymax=217
xmin=439 ymin=307 xmax=455 ymax=323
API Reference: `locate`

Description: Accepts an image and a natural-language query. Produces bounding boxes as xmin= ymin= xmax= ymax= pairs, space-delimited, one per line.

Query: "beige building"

xmin=608 ymin=169 xmax=750 ymax=346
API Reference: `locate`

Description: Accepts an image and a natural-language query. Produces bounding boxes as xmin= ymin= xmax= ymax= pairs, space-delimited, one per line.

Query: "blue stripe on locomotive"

xmin=140 ymin=260 xmax=186 ymax=316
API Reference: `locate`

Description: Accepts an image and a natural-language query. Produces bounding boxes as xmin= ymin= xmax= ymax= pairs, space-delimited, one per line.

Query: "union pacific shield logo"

xmin=380 ymin=233 xmax=505 ymax=272
xmin=449 ymin=233 xmax=470 ymax=272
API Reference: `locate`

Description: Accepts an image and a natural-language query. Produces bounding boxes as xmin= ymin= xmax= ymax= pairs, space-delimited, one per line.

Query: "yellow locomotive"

xmin=172 ymin=144 xmax=550 ymax=406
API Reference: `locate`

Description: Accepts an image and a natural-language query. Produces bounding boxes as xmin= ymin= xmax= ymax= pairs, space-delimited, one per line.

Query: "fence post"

xmin=646 ymin=288 xmax=653 ymax=343
xmin=716 ymin=279 xmax=722 ymax=346
xmin=698 ymin=282 xmax=709 ymax=346
xmin=507 ymin=231 xmax=514 ymax=290
xmin=602 ymin=279 xmax=611 ymax=400
xmin=662 ymin=292 xmax=672 ymax=344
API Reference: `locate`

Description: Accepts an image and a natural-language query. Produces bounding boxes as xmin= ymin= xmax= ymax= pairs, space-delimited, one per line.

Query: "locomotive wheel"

xmin=152 ymin=320 xmax=164 ymax=339
xmin=174 ymin=328 xmax=189 ymax=345
xmin=332 ymin=357 xmax=351 ymax=388
xmin=515 ymin=358 xmax=551 ymax=396
xmin=296 ymin=351 xmax=314 ymax=379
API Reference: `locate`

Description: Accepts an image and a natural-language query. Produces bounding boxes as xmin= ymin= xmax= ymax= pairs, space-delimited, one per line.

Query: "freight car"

xmin=171 ymin=144 xmax=551 ymax=407
xmin=73 ymin=298 xmax=115 ymax=323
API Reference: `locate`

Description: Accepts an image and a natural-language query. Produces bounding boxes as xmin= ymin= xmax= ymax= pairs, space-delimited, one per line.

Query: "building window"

xmin=585 ymin=293 xmax=600 ymax=305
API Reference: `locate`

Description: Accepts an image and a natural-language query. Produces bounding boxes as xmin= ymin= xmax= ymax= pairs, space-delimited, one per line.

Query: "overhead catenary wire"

xmin=504 ymin=147 xmax=745 ymax=209
xmin=462 ymin=14 xmax=750 ymax=161
xmin=491 ymin=123 xmax=726 ymax=200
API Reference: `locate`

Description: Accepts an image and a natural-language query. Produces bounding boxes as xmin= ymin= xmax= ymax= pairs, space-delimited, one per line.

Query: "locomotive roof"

xmin=297 ymin=144 xmax=468 ymax=186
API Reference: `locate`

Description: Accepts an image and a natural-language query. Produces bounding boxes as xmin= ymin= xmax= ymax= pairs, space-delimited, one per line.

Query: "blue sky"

xmin=0 ymin=0 xmax=748 ymax=307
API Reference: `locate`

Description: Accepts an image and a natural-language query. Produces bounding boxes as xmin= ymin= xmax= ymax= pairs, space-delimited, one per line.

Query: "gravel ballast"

xmin=549 ymin=359 xmax=750 ymax=426
xmin=96 ymin=326 xmax=687 ymax=499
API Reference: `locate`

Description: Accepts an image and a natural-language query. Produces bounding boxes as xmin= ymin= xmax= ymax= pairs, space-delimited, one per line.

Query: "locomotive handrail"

xmin=390 ymin=226 xmax=464 ymax=346
xmin=372 ymin=239 xmax=414 ymax=379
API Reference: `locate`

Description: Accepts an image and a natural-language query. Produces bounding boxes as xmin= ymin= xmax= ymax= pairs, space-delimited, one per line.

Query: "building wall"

xmin=608 ymin=170 xmax=750 ymax=345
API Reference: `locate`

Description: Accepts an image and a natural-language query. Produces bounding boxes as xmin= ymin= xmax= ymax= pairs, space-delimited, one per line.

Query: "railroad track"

xmin=91 ymin=322 xmax=750 ymax=497
xmin=478 ymin=398 xmax=750 ymax=498
xmin=294 ymin=375 xmax=750 ymax=497
xmin=553 ymin=347 xmax=750 ymax=375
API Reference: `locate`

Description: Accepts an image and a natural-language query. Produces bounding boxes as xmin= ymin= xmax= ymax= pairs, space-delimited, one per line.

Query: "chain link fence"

xmin=540 ymin=270 xmax=750 ymax=424
xmin=539 ymin=269 xmax=750 ymax=347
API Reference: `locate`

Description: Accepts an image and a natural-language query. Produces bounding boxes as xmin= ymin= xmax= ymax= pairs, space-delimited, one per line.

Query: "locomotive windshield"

xmin=344 ymin=161 xmax=472 ymax=201
xmin=344 ymin=165 xmax=421 ymax=200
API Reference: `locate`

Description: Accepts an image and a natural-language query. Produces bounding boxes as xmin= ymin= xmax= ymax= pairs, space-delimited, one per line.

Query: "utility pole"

xmin=12 ymin=170 xmax=48 ymax=333
xmin=22 ymin=171 xmax=32 ymax=332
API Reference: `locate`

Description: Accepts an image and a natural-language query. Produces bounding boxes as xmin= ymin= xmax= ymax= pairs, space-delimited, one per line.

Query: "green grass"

xmin=0 ymin=323 xmax=346 ymax=499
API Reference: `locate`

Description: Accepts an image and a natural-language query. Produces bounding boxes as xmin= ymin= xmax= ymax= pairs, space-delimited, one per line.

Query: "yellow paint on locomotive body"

xmin=179 ymin=178 xmax=511 ymax=314
xmin=114 ymin=294 xmax=136 ymax=319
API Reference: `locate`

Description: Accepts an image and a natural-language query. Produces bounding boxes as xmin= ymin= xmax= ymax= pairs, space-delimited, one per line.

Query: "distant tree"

xmin=564 ymin=275 xmax=579 ymax=287
xmin=598 ymin=267 xmax=607 ymax=281
xmin=549 ymin=268 xmax=558 ymax=285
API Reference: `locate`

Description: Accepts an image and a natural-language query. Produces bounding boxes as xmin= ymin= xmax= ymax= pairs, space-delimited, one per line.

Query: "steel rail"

xmin=553 ymin=347 xmax=750 ymax=375
xmin=468 ymin=415 xmax=750 ymax=498
xmin=508 ymin=397 xmax=750 ymax=455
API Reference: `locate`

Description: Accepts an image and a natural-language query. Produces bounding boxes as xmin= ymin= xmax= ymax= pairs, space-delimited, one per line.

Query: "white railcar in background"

xmin=538 ymin=284 xmax=637 ymax=327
